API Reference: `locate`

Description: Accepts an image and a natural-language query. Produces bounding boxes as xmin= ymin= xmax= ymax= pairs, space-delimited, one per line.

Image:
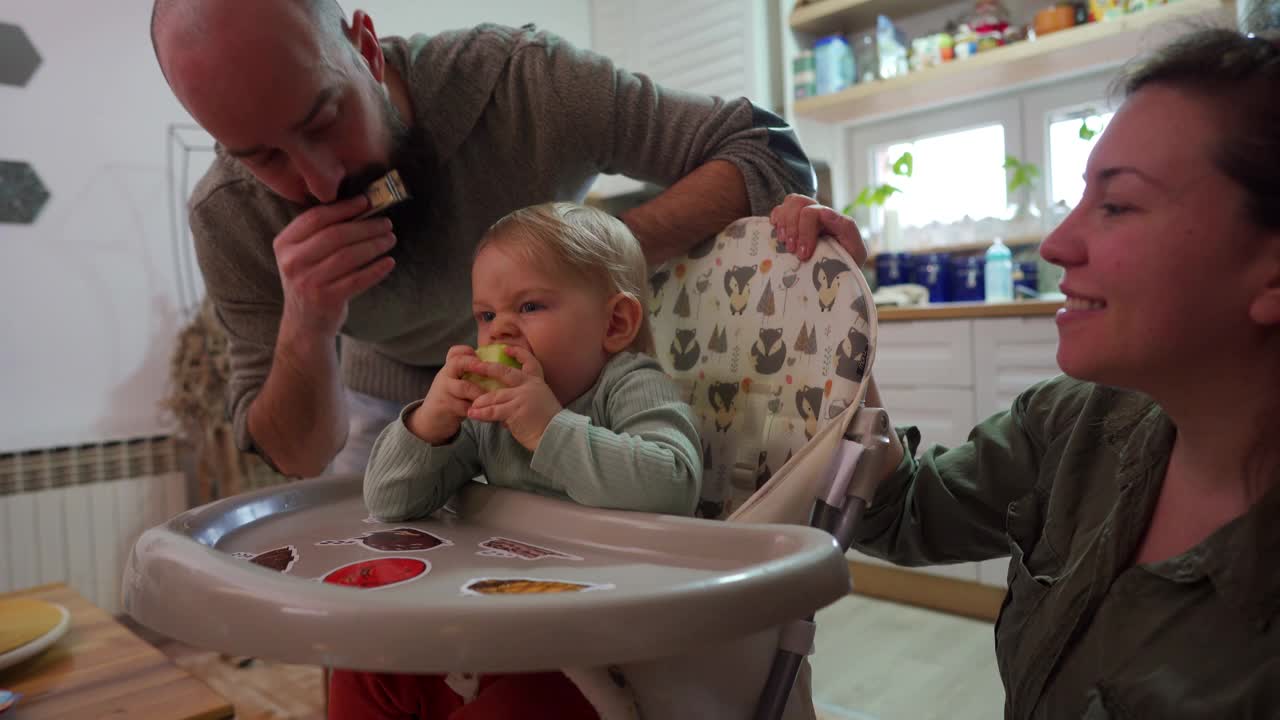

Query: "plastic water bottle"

xmin=984 ymin=238 xmax=1014 ymax=302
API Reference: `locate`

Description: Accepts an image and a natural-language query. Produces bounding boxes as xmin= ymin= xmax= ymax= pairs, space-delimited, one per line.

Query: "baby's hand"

xmin=407 ymin=345 xmax=487 ymax=445
xmin=465 ymin=346 xmax=562 ymax=451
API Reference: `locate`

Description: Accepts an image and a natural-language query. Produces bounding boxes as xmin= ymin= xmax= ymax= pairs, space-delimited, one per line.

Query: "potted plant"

xmin=843 ymin=151 xmax=913 ymax=254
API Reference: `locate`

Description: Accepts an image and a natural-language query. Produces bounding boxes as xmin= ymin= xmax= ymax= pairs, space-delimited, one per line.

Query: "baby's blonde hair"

xmin=477 ymin=202 xmax=655 ymax=355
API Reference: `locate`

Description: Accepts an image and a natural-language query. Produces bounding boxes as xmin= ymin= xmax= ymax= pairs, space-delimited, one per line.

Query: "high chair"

xmin=122 ymin=216 xmax=891 ymax=719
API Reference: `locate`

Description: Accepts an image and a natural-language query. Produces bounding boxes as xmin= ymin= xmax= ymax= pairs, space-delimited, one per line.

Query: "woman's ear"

xmin=603 ymin=293 xmax=643 ymax=353
xmin=1249 ymin=237 xmax=1280 ymax=326
xmin=348 ymin=10 xmax=385 ymax=82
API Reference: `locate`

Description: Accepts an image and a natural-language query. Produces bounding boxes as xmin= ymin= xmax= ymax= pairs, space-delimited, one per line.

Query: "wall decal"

xmin=0 ymin=24 xmax=41 ymax=87
xmin=0 ymin=160 xmax=50 ymax=225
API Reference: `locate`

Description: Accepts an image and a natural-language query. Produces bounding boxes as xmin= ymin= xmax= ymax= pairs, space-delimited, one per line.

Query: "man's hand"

xmin=407 ymin=346 xmax=488 ymax=445
xmin=275 ymin=194 xmax=397 ymax=339
xmin=464 ymin=346 xmax=563 ymax=452
xmin=769 ymin=194 xmax=867 ymax=265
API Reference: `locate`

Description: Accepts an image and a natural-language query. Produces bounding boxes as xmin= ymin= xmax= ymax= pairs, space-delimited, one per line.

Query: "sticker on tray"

xmin=232 ymin=545 xmax=299 ymax=573
xmin=476 ymin=537 xmax=583 ymax=562
xmin=0 ymin=689 xmax=20 ymax=713
xmin=461 ymin=577 xmax=614 ymax=596
xmin=320 ymin=557 xmax=430 ymax=590
xmin=317 ymin=527 xmax=452 ymax=553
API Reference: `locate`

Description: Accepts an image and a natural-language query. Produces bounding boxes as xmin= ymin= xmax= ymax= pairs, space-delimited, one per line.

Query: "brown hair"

xmin=1118 ymin=28 xmax=1280 ymax=230
xmin=1121 ymin=28 xmax=1280 ymax=494
xmin=478 ymin=203 xmax=655 ymax=355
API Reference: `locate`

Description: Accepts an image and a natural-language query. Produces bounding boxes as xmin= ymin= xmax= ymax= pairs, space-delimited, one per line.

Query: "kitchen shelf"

xmin=793 ymin=0 xmax=1233 ymax=124
xmin=878 ymin=299 xmax=1063 ymax=322
xmin=790 ymin=0 xmax=951 ymax=36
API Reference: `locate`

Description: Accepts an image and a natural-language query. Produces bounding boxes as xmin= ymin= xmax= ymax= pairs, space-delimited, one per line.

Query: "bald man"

xmin=152 ymin=0 xmax=815 ymax=482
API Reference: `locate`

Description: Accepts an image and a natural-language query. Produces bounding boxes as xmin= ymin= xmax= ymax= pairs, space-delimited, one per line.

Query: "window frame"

xmin=1019 ymin=72 xmax=1119 ymax=211
xmin=839 ymin=68 xmax=1127 ymax=239
xmin=845 ymin=96 xmax=1022 ymax=235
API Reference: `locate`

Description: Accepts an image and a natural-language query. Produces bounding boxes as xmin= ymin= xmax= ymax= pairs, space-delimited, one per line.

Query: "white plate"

xmin=0 ymin=604 xmax=70 ymax=672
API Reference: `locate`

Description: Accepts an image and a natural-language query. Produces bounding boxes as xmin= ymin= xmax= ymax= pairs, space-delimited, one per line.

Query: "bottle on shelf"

xmin=793 ymin=49 xmax=817 ymax=100
xmin=814 ymin=35 xmax=854 ymax=95
xmin=984 ymin=237 xmax=1014 ymax=302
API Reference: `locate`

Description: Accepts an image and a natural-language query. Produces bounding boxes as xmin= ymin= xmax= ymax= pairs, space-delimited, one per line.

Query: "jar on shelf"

xmin=793 ymin=50 xmax=817 ymax=100
xmin=952 ymin=256 xmax=985 ymax=302
xmin=913 ymin=253 xmax=953 ymax=303
xmin=852 ymin=31 xmax=880 ymax=83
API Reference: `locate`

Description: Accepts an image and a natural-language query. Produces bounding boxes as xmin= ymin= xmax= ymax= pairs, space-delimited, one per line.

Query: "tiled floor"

xmin=812 ymin=595 xmax=1005 ymax=720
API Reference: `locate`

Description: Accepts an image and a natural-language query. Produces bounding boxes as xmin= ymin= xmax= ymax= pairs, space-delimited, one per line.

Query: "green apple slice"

xmin=464 ymin=343 xmax=522 ymax=391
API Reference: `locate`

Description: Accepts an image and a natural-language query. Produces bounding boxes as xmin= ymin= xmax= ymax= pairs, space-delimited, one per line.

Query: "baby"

xmin=364 ymin=201 xmax=702 ymax=519
xmin=335 ymin=202 xmax=703 ymax=718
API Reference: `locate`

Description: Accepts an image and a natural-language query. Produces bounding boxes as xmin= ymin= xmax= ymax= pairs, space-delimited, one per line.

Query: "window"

xmin=1020 ymin=75 xmax=1117 ymax=214
xmin=875 ymin=123 xmax=1009 ymax=229
xmin=1047 ymin=109 xmax=1114 ymax=207
xmin=846 ymin=96 xmax=1021 ymax=239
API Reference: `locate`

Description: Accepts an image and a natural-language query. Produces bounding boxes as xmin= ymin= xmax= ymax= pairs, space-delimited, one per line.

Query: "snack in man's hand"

xmin=464 ymin=343 xmax=522 ymax=391
xmin=356 ymin=169 xmax=410 ymax=220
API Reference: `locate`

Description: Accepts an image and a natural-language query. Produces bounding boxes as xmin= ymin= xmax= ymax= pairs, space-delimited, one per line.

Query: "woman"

xmin=772 ymin=28 xmax=1280 ymax=718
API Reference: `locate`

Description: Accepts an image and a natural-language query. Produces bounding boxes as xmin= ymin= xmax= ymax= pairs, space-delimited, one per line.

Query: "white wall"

xmin=0 ymin=1 xmax=590 ymax=454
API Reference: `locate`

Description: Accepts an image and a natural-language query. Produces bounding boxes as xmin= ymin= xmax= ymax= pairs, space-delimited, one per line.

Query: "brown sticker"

xmin=317 ymin=527 xmax=452 ymax=553
xmin=320 ymin=557 xmax=429 ymax=590
xmin=476 ymin=537 xmax=582 ymax=562
xmin=232 ymin=545 xmax=298 ymax=574
xmin=461 ymin=577 xmax=614 ymax=596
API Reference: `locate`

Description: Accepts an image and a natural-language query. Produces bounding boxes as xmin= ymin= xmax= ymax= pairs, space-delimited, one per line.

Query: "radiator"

xmin=0 ymin=436 xmax=186 ymax=614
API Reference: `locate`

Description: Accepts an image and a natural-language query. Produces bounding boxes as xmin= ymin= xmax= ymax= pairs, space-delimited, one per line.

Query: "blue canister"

xmin=875 ymin=252 xmax=912 ymax=288
xmin=1013 ymin=261 xmax=1039 ymax=300
xmin=912 ymin=252 xmax=952 ymax=303
xmin=951 ymin=255 xmax=985 ymax=302
xmin=814 ymin=35 xmax=855 ymax=95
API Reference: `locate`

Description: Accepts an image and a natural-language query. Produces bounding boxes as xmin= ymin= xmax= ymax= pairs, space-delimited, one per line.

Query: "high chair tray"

xmin=123 ymin=475 xmax=849 ymax=673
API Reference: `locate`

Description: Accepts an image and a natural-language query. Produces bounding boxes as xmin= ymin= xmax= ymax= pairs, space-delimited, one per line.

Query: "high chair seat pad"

xmin=123 ymin=475 xmax=849 ymax=673
xmin=649 ymin=216 xmax=877 ymax=520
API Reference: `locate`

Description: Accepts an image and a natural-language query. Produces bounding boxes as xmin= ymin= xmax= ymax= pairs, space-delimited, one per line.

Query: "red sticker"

xmin=321 ymin=557 xmax=429 ymax=590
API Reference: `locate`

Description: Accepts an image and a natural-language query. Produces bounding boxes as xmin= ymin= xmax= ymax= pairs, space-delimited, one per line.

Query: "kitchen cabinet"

xmin=973 ymin=316 xmax=1062 ymax=421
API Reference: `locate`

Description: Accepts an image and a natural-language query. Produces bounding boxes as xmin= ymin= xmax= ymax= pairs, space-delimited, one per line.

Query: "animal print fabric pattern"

xmin=649 ymin=217 xmax=876 ymax=520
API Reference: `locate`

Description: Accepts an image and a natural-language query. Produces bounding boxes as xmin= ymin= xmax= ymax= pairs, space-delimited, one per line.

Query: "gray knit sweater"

xmin=189 ymin=24 xmax=813 ymax=455
xmin=363 ymin=352 xmax=702 ymax=520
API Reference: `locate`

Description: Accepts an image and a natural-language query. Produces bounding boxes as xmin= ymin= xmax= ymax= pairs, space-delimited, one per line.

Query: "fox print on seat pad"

xmin=649 ymin=217 xmax=876 ymax=519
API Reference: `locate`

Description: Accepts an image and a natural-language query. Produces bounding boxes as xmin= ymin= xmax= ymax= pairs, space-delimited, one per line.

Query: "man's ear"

xmin=347 ymin=10 xmax=385 ymax=82
xmin=603 ymin=293 xmax=644 ymax=353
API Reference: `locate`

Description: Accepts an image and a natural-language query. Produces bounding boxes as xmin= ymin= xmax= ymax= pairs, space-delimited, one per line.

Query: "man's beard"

xmin=314 ymin=91 xmax=439 ymax=275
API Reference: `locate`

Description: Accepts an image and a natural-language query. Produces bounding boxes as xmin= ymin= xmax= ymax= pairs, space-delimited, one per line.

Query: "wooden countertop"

xmin=878 ymin=299 xmax=1063 ymax=322
xmin=0 ymin=583 xmax=233 ymax=720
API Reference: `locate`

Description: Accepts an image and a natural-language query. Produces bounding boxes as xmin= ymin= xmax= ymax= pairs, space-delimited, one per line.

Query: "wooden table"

xmin=0 ymin=583 xmax=233 ymax=720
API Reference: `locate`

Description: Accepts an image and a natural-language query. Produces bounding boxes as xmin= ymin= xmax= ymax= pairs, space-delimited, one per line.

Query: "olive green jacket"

xmin=856 ymin=375 xmax=1280 ymax=718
